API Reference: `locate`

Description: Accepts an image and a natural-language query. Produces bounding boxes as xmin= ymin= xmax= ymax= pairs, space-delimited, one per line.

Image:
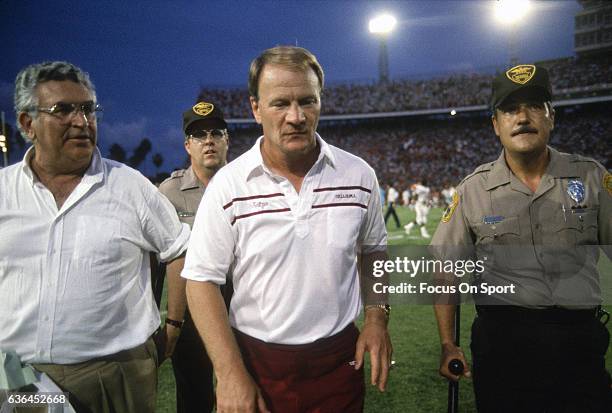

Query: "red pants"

xmin=234 ymin=324 xmax=364 ymax=413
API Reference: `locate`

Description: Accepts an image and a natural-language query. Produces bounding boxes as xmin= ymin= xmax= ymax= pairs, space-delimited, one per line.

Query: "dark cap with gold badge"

xmin=183 ymin=101 xmax=227 ymax=135
xmin=491 ymin=64 xmax=552 ymax=110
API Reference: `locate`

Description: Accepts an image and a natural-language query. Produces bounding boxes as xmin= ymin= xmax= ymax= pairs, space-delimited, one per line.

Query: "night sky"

xmin=1 ymin=0 xmax=581 ymax=172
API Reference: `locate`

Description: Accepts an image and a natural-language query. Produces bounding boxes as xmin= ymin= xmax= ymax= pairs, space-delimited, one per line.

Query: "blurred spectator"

xmin=198 ymin=55 xmax=612 ymax=118
xmin=227 ymin=104 xmax=611 ymax=193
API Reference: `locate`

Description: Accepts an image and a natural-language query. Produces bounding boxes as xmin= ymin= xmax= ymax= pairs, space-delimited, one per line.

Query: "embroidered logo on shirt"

xmin=252 ymin=201 xmax=269 ymax=208
xmin=335 ymin=193 xmax=356 ymax=199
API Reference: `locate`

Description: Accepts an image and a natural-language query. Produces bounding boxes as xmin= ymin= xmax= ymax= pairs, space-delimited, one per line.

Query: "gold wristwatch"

xmin=365 ymin=304 xmax=391 ymax=321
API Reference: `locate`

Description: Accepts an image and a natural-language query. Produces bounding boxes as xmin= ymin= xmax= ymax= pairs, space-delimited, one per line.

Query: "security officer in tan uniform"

xmin=159 ymin=101 xmax=230 ymax=413
xmin=432 ymin=65 xmax=612 ymax=412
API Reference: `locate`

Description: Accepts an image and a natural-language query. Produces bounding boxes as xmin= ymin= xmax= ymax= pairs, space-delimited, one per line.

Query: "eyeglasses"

xmin=187 ymin=129 xmax=226 ymax=143
xmin=497 ymin=101 xmax=546 ymax=117
xmin=33 ymin=101 xmax=103 ymax=122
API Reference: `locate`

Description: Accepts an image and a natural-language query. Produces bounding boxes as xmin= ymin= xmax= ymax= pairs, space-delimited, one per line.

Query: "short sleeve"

xmin=182 ymin=175 xmax=235 ymax=284
xmin=598 ymin=170 xmax=612 ymax=258
xmin=358 ymin=172 xmax=387 ymax=254
xmin=430 ymin=187 xmax=475 ymax=260
xmin=141 ymin=181 xmax=190 ymax=262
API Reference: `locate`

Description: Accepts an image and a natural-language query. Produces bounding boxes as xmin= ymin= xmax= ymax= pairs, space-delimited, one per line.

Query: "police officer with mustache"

xmin=432 ymin=64 xmax=612 ymax=412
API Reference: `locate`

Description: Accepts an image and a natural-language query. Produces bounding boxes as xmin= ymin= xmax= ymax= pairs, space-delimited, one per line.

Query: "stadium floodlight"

xmin=494 ymin=0 xmax=531 ymax=66
xmin=494 ymin=0 xmax=531 ymax=25
xmin=369 ymin=14 xmax=397 ymax=34
xmin=450 ymin=110 xmax=457 ymax=116
xmin=369 ymin=13 xmax=397 ymax=83
xmin=0 ymin=135 xmax=5 ymax=142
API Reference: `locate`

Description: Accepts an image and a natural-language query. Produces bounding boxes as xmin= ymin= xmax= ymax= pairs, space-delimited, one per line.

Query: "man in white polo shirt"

xmin=183 ymin=46 xmax=391 ymax=413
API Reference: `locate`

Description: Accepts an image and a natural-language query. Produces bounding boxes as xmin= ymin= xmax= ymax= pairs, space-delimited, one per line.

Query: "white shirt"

xmin=402 ymin=189 xmax=410 ymax=205
xmin=413 ymin=184 xmax=431 ymax=205
xmin=182 ymin=135 xmax=387 ymax=344
xmin=441 ymin=186 xmax=456 ymax=204
xmin=387 ymin=187 xmax=399 ymax=204
xmin=0 ymin=147 xmax=189 ymax=364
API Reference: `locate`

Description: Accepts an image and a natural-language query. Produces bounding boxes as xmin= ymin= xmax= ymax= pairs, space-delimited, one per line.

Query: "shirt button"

xmin=43 ymin=316 xmax=49 ymax=321
xmin=534 ymin=224 xmax=541 ymax=230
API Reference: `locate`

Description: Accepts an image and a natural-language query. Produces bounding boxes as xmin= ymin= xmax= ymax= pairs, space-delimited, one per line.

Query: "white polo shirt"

xmin=0 ymin=147 xmax=190 ymax=363
xmin=182 ymin=135 xmax=387 ymax=344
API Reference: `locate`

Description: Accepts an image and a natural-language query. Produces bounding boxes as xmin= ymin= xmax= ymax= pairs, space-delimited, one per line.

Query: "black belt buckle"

xmin=596 ymin=307 xmax=609 ymax=325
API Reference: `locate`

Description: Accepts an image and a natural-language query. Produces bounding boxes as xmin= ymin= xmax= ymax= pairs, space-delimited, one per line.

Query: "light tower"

xmin=494 ymin=0 xmax=532 ymax=66
xmin=369 ymin=13 xmax=397 ymax=83
xmin=0 ymin=111 xmax=6 ymax=167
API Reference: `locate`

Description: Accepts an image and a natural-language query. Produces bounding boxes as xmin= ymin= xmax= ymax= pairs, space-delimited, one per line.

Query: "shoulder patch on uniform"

xmin=604 ymin=172 xmax=612 ymax=197
xmin=441 ymin=192 xmax=459 ymax=223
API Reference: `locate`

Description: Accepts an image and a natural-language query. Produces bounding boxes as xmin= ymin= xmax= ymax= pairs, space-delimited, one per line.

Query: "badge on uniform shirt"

xmin=567 ymin=179 xmax=585 ymax=204
xmin=604 ymin=172 xmax=612 ymax=197
xmin=441 ymin=192 xmax=459 ymax=223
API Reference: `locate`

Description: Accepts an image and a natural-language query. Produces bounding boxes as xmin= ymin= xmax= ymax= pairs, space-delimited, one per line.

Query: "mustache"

xmin=511 ymin=126 xmax=538 ymax=136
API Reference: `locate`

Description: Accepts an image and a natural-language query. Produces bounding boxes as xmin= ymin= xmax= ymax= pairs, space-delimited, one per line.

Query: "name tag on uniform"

xmin=178 ymin=211 xmax=195 ymax=218
xmin=483 ymin=215 xmax=505 ymax=225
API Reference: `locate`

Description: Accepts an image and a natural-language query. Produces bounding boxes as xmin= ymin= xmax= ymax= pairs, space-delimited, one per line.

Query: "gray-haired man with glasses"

xmin=158 ymin=101 xmax=230 ymax=413
xmin=0 ymin=61 xmax=190 ymax=412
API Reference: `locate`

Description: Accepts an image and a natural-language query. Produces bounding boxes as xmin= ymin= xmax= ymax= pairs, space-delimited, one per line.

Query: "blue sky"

xmin=0 ymin=0 xmax=581 ymax=172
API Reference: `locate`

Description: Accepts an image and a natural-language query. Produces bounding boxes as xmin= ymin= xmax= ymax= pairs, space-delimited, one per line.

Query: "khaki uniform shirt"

xmin=159 ymin=167 xmax=205 ymax=228
xmin=431 ymin=146 xmax=612 ymax=307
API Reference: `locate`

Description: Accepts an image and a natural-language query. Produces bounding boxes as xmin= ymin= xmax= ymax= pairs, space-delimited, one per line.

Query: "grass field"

xmin=156 ymin=206 xmax=612 ymax=412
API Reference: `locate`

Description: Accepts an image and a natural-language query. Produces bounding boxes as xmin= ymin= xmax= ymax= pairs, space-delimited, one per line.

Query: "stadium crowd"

xmin=198 ymin=55 xmax=612 ymax=118
xmin=227 ymin=104 xmax=611 ymax=193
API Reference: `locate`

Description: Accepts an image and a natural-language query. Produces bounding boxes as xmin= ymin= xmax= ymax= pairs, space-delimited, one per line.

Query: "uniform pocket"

xmin=472 ymin=217 xmax=520 ymax=244
xmin=554 ymin=208 xmax=598 ymax=245
xmin=472 ymin=217 xmax=522 ymax=270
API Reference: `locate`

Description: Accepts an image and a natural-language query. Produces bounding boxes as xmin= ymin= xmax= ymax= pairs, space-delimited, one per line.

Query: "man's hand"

xmin=153 ymin=324 xmax=182 ymax=366
xmin=216 ymin=367 xmax=270 ymax=413
xmin=187 ymin=280 xmax=270 ymax=412
xmin=439 ymin=342 xmax=471 ymax=382
xmin=354 ymin=310 xmax=393 ymax=392
xmin=163 ymin=323 xmax=182 ymax=359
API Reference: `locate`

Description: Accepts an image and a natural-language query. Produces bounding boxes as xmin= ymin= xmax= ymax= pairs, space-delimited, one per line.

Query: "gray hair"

xmin=14 ymin=61 xmax=97 ymax=141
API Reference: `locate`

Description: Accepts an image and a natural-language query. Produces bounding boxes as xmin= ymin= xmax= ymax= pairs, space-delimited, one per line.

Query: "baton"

xmin=447 ymin=304 xmax=464 ymax=413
